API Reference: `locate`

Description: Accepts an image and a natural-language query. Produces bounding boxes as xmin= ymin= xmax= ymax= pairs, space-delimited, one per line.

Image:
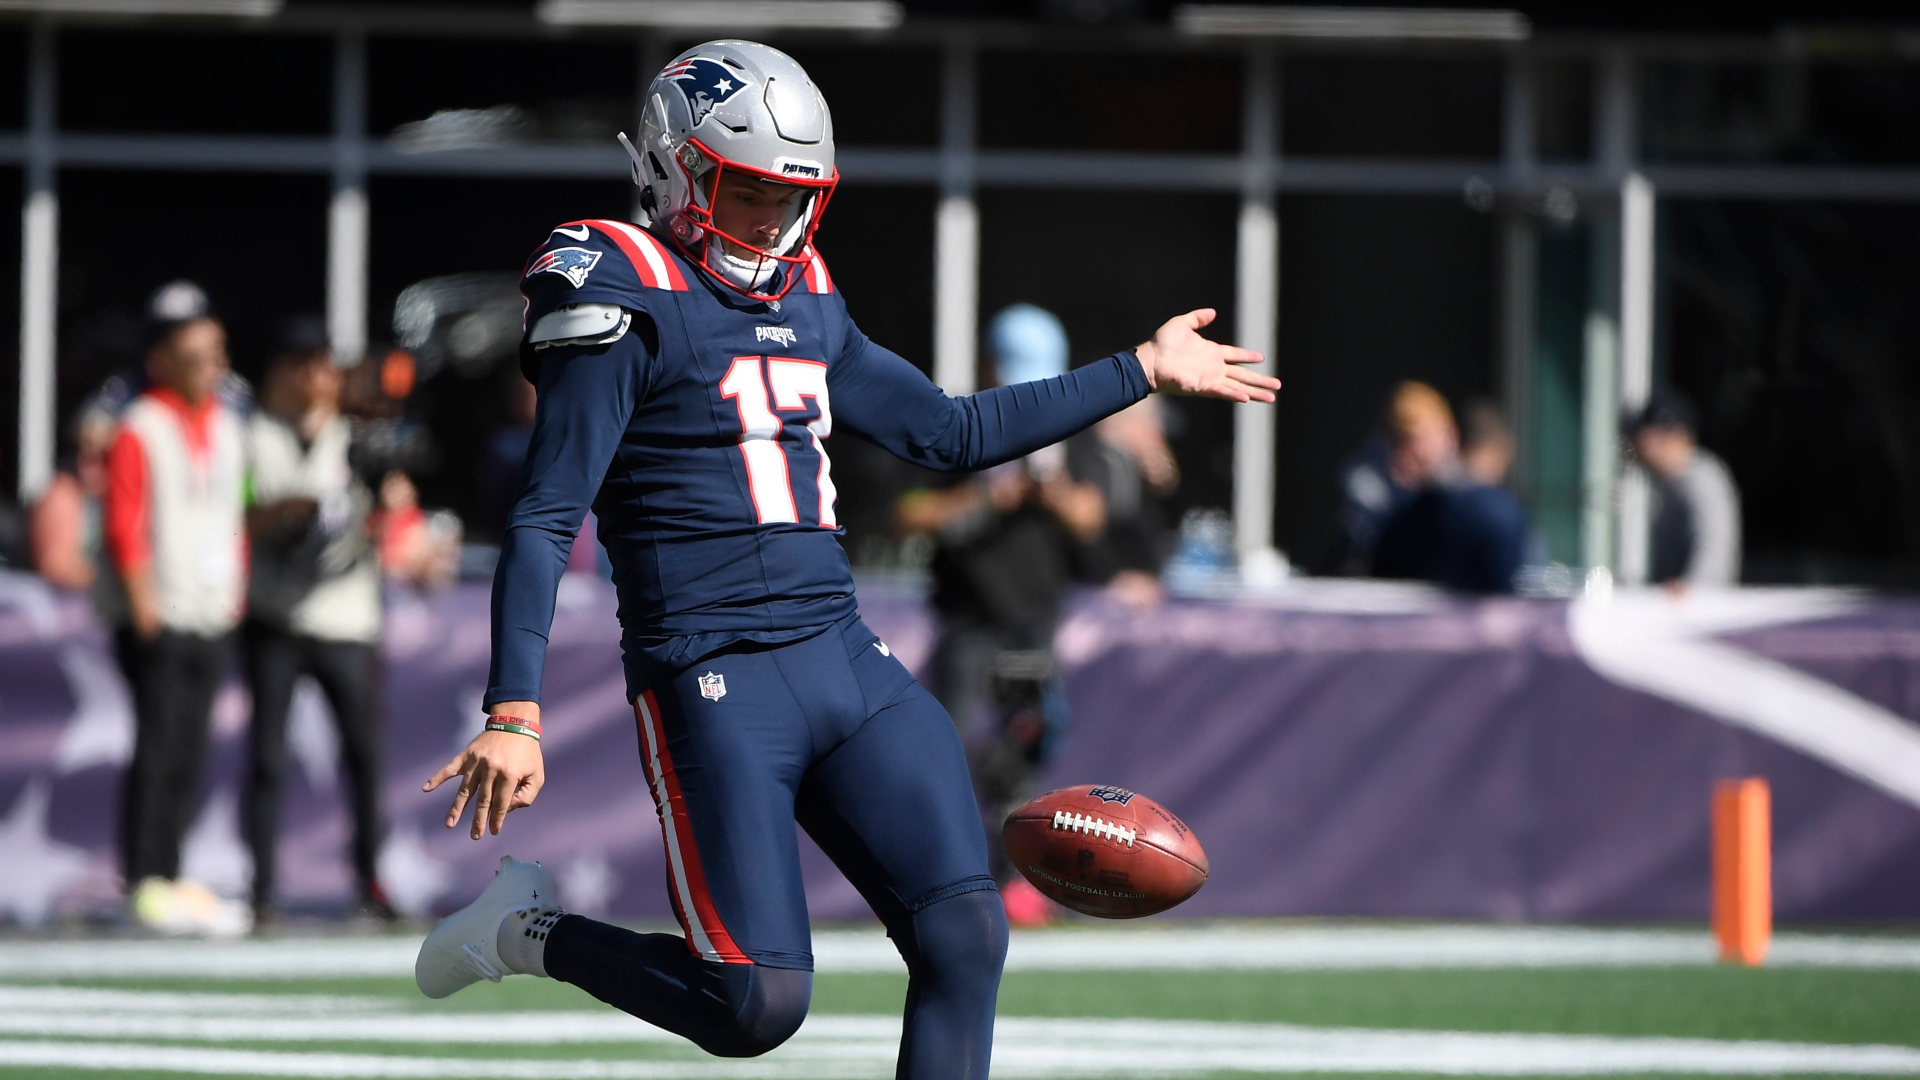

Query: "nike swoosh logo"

xmin=552 ymin=225 xmax=590 ymax=241
xmin=874 ymin=641 xmax=891 ymax=657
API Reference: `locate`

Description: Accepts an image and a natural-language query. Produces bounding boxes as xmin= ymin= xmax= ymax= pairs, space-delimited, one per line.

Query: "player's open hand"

xmin=425 ymin=722 xmax=546 ymax=840
xmin=1133 ymin=308 xmax=1279 ymax=403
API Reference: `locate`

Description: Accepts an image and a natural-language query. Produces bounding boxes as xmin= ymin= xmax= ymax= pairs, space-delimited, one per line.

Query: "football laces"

xmin=1051 ymin=810 xmax=1137 ymax=848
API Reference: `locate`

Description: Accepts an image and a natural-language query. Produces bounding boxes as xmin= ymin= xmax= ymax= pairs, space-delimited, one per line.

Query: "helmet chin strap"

xmin=707 ymin=235 xmax=779 ymax=293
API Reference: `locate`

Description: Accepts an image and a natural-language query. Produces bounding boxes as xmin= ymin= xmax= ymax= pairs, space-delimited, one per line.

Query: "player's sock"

xmin=496 ymin=906 xmax=566 ymax=978
xmin=543 ymin=915 xmax=810 ymax=1056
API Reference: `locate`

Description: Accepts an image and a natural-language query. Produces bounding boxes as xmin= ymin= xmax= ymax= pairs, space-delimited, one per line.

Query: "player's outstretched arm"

xmin=425 ymin=703 xmax=546 ymax=840
xmin=1132 ymin=308 xmax=1279 ymax=403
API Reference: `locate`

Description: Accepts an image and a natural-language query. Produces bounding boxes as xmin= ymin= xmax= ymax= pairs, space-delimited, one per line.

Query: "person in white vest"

xmin=102 ymin=282 xmax=251 ymax=937
xmin=243 ymin=317 xmax=393 ymax=925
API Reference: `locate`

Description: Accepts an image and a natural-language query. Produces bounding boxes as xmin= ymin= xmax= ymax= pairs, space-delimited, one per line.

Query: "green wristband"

xmin=484 ymin=720 xmax=541 ymax=742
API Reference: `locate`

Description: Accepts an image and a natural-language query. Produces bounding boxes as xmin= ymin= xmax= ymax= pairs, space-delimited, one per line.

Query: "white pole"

xmin=18 ymin=20 xmax=57 ymax=504
xmin=1615 ymin=170 xmax=1656 ymax=585
xmin=326 ymin=28 xmax=368 ymax=366
xmin=1232 ymin=46 xmax=1280 ymax=575
xmin=931 ymin=40 xmax=977 ymax=396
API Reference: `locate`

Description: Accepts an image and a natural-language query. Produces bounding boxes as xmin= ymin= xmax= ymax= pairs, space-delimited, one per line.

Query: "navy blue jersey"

xmin=487 ymin=219 xmax=1149 ymax=707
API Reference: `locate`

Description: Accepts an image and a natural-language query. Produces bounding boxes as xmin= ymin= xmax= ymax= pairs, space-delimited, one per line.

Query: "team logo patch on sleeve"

xmin=530 ymin=246 xmax=602 ymax=288
xmin=697 ymin=671 xmax=727 ymax=702
xmin=662 ymin=58 xmax=751 ymax=126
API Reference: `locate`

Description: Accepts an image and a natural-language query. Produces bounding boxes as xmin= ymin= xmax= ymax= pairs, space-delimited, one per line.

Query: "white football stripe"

xmin=0 ymin=927 xmax=1919 ymax=980
xmin=0 ymin=1017 xmax=1918 ymax=1077
xmin=635 ymin=694 xmax=720 ymax=962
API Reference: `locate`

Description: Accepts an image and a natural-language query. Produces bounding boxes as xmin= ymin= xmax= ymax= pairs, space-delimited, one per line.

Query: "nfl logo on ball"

xmin=698 ymin=671 xmax=727 ymax=701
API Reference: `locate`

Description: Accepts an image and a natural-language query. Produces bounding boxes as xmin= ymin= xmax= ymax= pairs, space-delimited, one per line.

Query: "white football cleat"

xmin=415 ymin=856 xmax=557 ymax=999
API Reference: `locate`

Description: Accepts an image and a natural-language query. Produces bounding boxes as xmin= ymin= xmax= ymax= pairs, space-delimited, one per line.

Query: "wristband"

xmin=485 ymin=715 xmax=542 ymax=741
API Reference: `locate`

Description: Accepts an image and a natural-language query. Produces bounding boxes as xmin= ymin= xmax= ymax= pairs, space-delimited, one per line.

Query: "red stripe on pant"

xmin=633 ymin=690 xmax=751 ymax=964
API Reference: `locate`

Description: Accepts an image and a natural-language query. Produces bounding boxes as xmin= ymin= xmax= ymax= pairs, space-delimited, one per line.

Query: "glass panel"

xmin=370 ymin=37 xmax=636 ymax=144
xmin=778 ymin=46 xmax=939 ymax=148
xmin=1664 ymin=201 xmax=1920 ymax=586
xmin=54 ymin=168 xmax=328 ymax=433
xmin=0 ymin=27 xmax=24 ymax=131
xmin=1803 ymin=62 xmax=1920 ymax=166
xmin=1534 ymin=58 xmax=1592 ymax=163
xmin=1528 ymin=223 xmax=1589 ymax=564
xmin=59 ymin=29 xmax=331 ymax=135
xmin=1283 ymin=56 xmax=1501 ymax=159
xmin=1644 ymin=59 xmax=1920 ymax=166
xmin=1639 ymin=61 xmax=1788 ymax=163
xmin=980 ymin=188 xmax=1241 ymax=524
xmin=979 ymin=51 xmax=1242 ymax=153
xmin=1277 ymin=195 xmax=1497 ymax=568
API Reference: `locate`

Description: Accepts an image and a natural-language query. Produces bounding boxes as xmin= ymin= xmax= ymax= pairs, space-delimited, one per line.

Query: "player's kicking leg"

xmin=417 ymin=642 xmax=820 ymax=1057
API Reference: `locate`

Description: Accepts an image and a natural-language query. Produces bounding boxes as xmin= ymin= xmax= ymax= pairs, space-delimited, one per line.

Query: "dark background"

xmin=3 ymin=3 xmax=1919 ymax=583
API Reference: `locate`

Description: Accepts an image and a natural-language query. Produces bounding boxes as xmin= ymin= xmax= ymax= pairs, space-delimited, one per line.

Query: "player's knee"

xmin=697 ymin=964 xmax=811 ymax=1058
xmin=907 ymin=888 xmax=1009 ymax=988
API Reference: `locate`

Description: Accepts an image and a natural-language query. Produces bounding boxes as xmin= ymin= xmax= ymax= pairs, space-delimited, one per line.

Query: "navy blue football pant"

xmin=544 ymin=614 xmax=1009 ymax=1080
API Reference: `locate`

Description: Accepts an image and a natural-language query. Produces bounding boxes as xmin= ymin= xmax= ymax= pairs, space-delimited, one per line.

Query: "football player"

xmin=415 ymin=40 xmax=1276 ymax=1079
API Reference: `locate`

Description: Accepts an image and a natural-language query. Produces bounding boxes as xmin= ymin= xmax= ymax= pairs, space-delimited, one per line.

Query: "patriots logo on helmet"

xmin=662 ymin=57 xmax=751 ymax=127
xmin=529 ymin=246 xmax=602 ymax=288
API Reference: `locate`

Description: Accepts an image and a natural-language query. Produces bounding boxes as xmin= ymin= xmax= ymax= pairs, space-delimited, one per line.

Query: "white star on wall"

xmin=53 ymin=644 xmax=134 ymax=775
xmin=179 ymin=787 xmax=253 ymax=899
xmin=288 ymin=678 xmax=341 ymax=792
xmin=0 ymin=779 xmax=92 ymax=927
xmin=561 ymin=849 xmax=620 ymax=918
xmin=376 ymin=823 xmax=453 ymax=918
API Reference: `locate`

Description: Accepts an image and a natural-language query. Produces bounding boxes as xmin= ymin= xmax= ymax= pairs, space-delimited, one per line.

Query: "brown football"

xmin=1002 ymin=785 xmax=1208 ymax=918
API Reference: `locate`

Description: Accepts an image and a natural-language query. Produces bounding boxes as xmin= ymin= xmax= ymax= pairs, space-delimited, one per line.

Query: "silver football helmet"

xmin=619 ymin=40 xmax=837 ymax=302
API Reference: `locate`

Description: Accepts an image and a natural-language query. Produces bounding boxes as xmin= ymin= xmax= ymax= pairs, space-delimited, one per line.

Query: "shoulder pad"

xmin=530 ymin=303 xmax=630 ymax=348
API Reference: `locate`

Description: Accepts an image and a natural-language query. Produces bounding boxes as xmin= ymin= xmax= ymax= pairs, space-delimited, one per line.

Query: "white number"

xmin=719 ymin=355 xmax=836 ymax=528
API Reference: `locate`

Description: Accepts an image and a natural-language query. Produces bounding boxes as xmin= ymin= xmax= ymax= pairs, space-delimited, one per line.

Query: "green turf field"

xmin=0 ymin=926 xmax=1913 ymax=1078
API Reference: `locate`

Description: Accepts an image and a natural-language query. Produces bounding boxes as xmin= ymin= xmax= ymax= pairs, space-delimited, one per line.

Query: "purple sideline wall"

xmin=0 ymin=570 xmax=1915 ymax=927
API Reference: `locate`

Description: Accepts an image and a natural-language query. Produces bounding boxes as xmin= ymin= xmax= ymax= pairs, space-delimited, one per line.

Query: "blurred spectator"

xmin=896 ymin=304 xmax=1105 ymax=925
xmin=103 ymin=282 xmax=250 ymax=936
xmin=243 ymin=317 xmax=393 ymax=924
xmin=1372 ymin=399 xmax=1529 ymax=594
xmin=371 ymin=471 xmax=460 ymax=586
xmin=1326 ymin=381 xmax=1459 ymax=575
xmin=1629 ymin=390 xmax=1742 ymax=590
xmin=1071 ymin=396 xmax=1178 ymax=609
xmin=29 ymin=409 xmax=117 ymax=591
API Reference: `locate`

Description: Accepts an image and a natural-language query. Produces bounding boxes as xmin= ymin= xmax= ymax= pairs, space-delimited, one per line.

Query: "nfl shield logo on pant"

xmin=698 ymin=671 xmax=727 ymax=702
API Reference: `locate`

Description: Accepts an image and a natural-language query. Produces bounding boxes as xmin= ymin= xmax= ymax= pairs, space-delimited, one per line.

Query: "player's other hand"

xmin=425 ymin=708 xmax=546 ymax=840
xmin=1133 ymin=308 xmax=1279 ymax=404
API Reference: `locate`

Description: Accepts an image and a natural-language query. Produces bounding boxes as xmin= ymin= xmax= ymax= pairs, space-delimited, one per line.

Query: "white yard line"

xmin=2 ymin=1020 xmax=1920 ymax=1077
xmin=0 ymin=988 xmax=1917 ymax=1076
xmin=2 ymin=926 xmax=1917 ymax=979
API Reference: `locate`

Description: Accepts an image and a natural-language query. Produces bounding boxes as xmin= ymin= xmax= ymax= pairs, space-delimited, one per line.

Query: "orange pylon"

xmin=1712 ymin=778 xmax=1771 ymax=966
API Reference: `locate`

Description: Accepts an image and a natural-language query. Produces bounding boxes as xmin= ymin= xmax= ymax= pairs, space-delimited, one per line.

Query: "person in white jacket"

xmin=102 ymin=282 xmax=250 ymax=936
